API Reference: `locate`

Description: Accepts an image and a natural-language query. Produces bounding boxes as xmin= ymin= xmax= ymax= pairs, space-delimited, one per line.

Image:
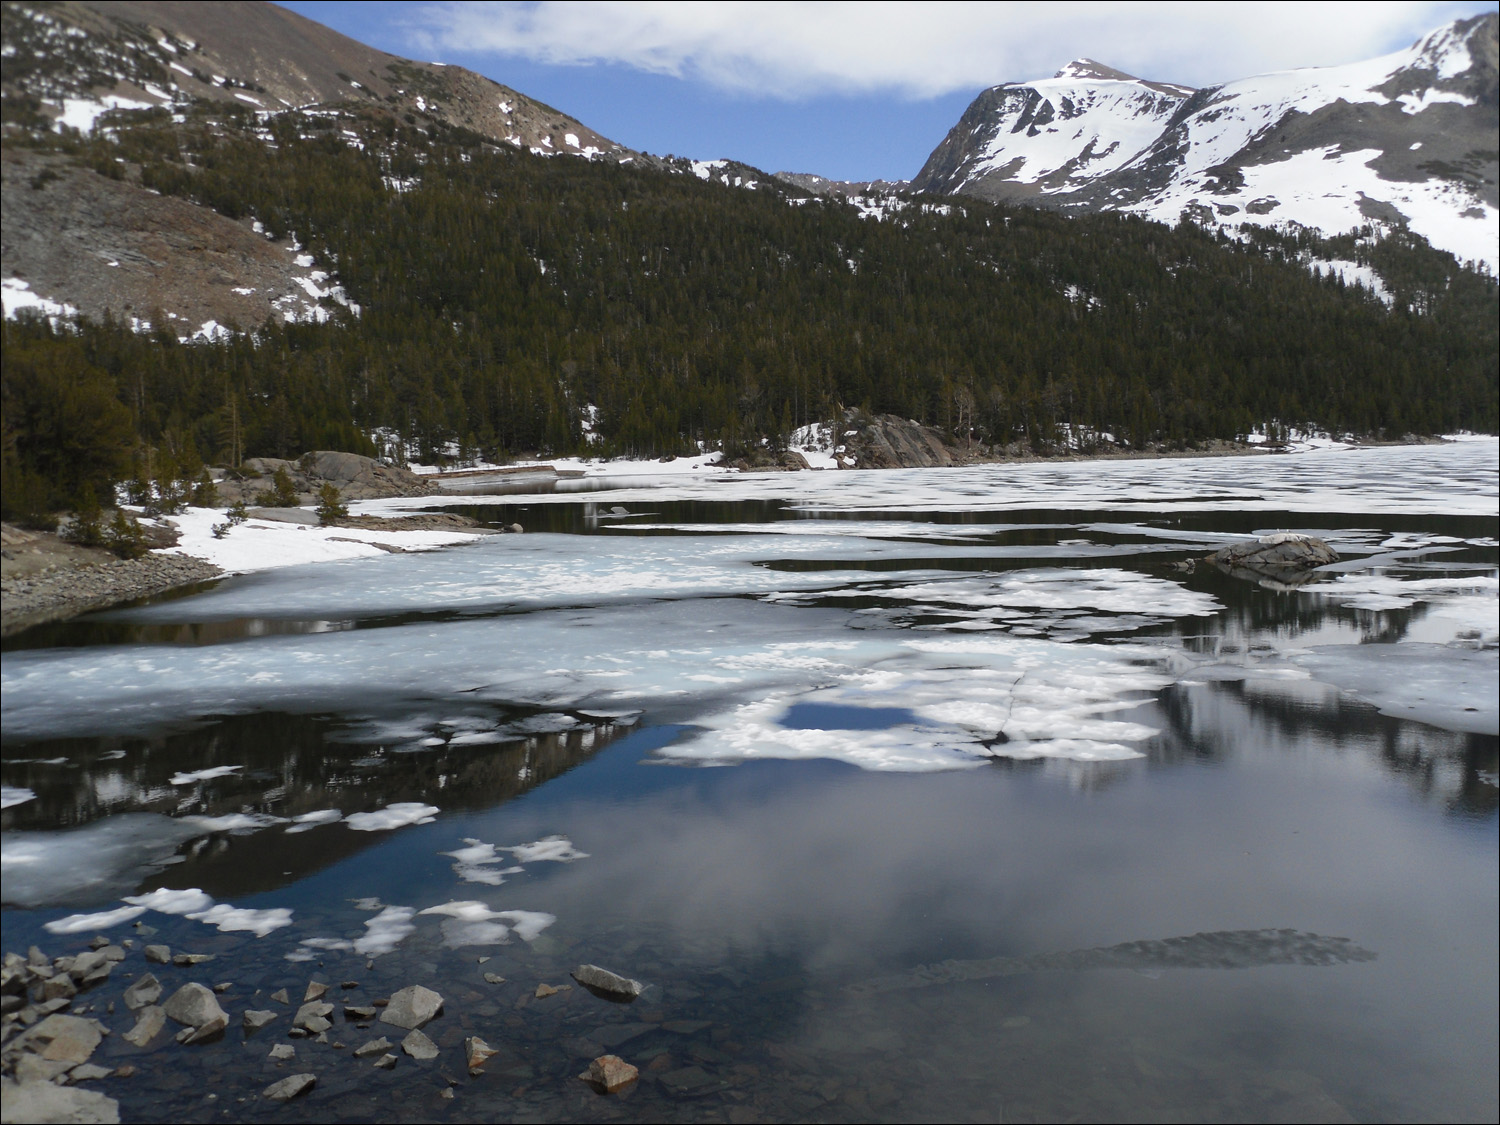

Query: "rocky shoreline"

xmin=1 ymin=549 xmax=223 ymax=639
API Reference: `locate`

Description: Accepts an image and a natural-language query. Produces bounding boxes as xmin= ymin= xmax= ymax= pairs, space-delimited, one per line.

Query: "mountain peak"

xmin=1053 ymin=59 xmax=1140 ymax=82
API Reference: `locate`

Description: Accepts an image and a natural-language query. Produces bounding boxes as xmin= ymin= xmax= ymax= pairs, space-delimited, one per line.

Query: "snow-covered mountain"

xmin=911 ymin=15 xmax=1498 ymax=271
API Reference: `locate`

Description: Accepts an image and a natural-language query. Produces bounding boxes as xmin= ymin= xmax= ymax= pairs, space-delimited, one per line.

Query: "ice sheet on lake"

xmin=1 ymin=786 xmax=36 ymax=809
xmin=364 ymin=439 xmax=1497 ymax=518
xmin=769 ymin=568 xmax=1220 ymax=637
xmin=1293 ymin=643 xmax=1498 ymax=735
xmin=2 ymin=814 xmax=211 ymax=909
xmin=668 ymin=636 xmax=1169 ymax=770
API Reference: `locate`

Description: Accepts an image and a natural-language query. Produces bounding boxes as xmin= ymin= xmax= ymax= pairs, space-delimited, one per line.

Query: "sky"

xmin=279 ymin=1 xmax=1499 ymax=182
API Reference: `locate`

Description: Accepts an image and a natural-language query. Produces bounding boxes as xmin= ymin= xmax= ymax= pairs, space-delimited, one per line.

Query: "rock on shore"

xmin=1 ymin=534 xmax=222 ymax=637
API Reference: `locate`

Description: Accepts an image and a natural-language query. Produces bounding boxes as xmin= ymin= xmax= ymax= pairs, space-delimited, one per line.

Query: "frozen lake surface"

xmin=2 ymin=442 xmax=1496 ymax=1123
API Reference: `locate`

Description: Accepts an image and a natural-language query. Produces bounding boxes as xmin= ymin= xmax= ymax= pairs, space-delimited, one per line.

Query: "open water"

xmin=2 ymin=442 xmax=1496 ymax=1123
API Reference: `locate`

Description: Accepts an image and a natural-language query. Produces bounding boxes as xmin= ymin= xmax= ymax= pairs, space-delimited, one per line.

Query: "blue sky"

xmin=280 ymin=1 xmax=1499 ymax=182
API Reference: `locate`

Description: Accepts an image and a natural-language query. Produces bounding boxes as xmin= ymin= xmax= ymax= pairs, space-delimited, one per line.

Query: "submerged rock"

xmin=579 ymin=1054 xmax=639 ymax=1093
xmin=571 ymin=964 xmax=644 ymax=1000
xmin=0 ymin=1077 xmax=119 ymax=1124
xmin=292 ymin=1000 xmax=333 ymax=1034
xmin=353 ymin=1037 xmax=391 ymax=1058
xmin=401 ymin=1029 xmax=439 ymax=1060
xmin=242 ymin=1009 xmax=278 ymax=1034
xmin=262 ymin=1073 xmax=316 ymax=1101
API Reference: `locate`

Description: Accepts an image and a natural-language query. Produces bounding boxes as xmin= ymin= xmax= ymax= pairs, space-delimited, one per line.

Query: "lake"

xmin=3 ymin=441 xmax=1496 ymax=1123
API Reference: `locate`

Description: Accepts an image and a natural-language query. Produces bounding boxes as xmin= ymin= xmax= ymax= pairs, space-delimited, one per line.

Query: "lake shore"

xmin=3 ymin=436 xmax=1490 ymax=638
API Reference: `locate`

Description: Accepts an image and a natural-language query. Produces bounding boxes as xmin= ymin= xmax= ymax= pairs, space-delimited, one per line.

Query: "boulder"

xmin=378 ymin=985 xmax=442 ymax=1031
xmin=571 ymin=964 xmax=644 ymax=1000
xmin=837 ymin=409 xmax=965 ymax=469
xmin=1207 ymin=533 xmax=1339 ymax=587
xmin=162 ymin=984 xmax=225 ymax=1029
xmin=121 ymin=1006 xmax=166 ymax=1048
xmin=0 ymin=1077 xmax=119 ymax=1124
xmin=20 ymin=1014 xmax=101 ymax=1065
xmin=121 ymin=973 xmax=161 ymax=1011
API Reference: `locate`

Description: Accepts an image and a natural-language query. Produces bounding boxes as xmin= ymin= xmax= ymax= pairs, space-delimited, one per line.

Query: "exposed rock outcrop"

xmin=1207 ymin=532 xmax=1339 ymax=587
xmin=836 ymin=410 xmax=968 ymax=469
xmin=215 ymin=451 xmax=439 ymax=507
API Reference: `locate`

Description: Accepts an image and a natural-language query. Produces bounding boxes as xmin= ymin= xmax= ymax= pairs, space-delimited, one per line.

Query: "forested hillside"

xmin=3 ymin=98 xmax=1496 ymax=516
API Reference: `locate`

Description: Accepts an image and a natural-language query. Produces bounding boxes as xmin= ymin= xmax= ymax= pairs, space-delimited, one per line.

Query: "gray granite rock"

xmin=162 ymin=984 xmax=225 ymax=1029
xmin=571 ymin=964 xmax=644 ymax=999
xmin=242 ymin=1009 xmax=278 ymax=1033
xmin=400 ymin=1029 xmax=439 ymax=1060
xmin=378 ymin=986 xmax=442 ymax=1031
xmin=0 ymin=1076 xmax=119 ymax=1123
xmin=121 ymin=1006 xmax=165 ymax=1048
xmin=262 ymin=1073 xmax=316 ymax=1101
xmin=121 ymin=974 xmax=160 ymax=1011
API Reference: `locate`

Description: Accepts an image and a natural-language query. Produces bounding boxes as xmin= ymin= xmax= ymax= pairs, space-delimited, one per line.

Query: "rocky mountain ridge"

xmin=2 ymin=1 xmax=631 ymax=159
xmin=910 ymin=15 xmax=1499 ymax=270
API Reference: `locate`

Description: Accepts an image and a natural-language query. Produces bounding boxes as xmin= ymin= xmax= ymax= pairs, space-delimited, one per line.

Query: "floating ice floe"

xmin=507 ymin=835 xmax=589 ymax=863
xmin=186 ymin=903 xmax=294 ymax=936
xmin=285 ymin=809 xmax=343 ymax=833
xmin=355 ymin=906 xmax=417 ymax=955
xmin=122 ymin=887 xmax=213 ymax=914
xmin=185 ymin=812 xmax=288 ymax=834
xmin=443 ymin=839 xmax=524 ymax=885
xmin=418 ymin=901 xmax=556 ymax=947
xmin=169 ymin=765 xmax=242 ymax=785
xmin=289 ymin=904 xmax=417 ymax=961
xmin=345 ymin=802 xmax=439 ymax=831
xmin=43 ymin=905 xmax=147 ymax=934
xmin=1 ymin=786 xmax=36 ymax=809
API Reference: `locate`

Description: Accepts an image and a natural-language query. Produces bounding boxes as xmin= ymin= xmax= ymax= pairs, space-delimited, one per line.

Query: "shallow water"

xmin=2 ymin=444 xmax=1496 ymax=1123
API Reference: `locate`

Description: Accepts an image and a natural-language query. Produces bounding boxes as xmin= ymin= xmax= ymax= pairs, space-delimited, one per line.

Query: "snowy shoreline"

xmin=3 ymin=435 xmax=1492 ymax=636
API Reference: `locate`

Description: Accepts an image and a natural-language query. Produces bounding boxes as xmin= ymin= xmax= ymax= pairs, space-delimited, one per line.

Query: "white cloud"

xmin=412 ymin=1 xmax=1494 ymax=98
